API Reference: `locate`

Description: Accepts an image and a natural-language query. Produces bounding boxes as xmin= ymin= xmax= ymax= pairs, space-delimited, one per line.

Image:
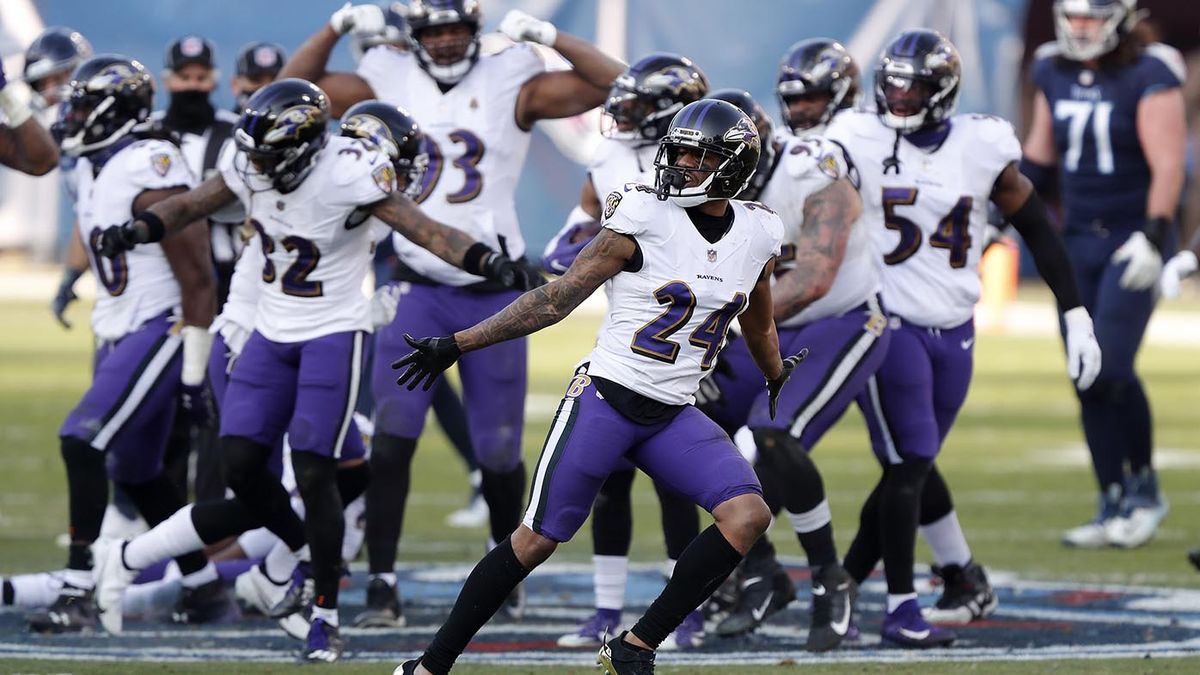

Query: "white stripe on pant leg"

xmin=332 ymin=332 xmax=363 ymax=460
xmin=92 ymin=336 xmax=183 ymax=450
xmin=522 ymin=397 xmax=576 ymax=529
xmin=787 ymin=498 xmax=832 ymax=533
xmin=866 ymin=375 xmax=903 ymax=465
xmin=789 ymin=330 xmax=878 ymax=439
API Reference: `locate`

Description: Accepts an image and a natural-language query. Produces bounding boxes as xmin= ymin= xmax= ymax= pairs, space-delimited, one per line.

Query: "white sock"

xmin=369 ymin=572 xmax=398 ymax=588
xmin=469 ymin=469 xmax=482 ymax=490
xmin=8 ymin=571 xmax=65 ymax=608
xmin=593 ymin=555 xmax=628 ymax=611
xmin=787 ymin=499 xmax=832 ymax=534
xmin=886 ymin=592 xmax=918 ymax=614
xmin=311 ymin=605 xmax=339 ymax=627
xmin=919 ymin=510 xmax=972 ymax=569
xmin=180 ymin=562 xmax=219 ymax=589
xmin=63 ymin=568 xmax=94 ymax=590
xmin=123 ymin=577 xmax=180 ymax=618
xmin=263 ymin=542 xmax=299 ymax=583
xmin=124 ymin=504 xmax=204 ymax=570
xmin=236 ymin=528 xmax=279 ymax=560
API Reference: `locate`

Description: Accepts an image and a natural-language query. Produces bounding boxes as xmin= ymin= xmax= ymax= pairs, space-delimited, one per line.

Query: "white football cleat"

xmin=233 ymin=563 xmax=288 ymax=616
xmin=94 ymin=540 xmax=138 ymax=634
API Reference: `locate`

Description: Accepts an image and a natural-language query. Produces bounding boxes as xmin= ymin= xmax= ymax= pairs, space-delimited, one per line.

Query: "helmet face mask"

xmin=602 ymin=54 xmax=708 ymax=144
xmin=233 ymin=79 xmax=330 ymax=193
xmin=1053 ymin=0 xmax=1135 ymax=61
xmin=405 ymin=0 xmax=482 ymax=85
xmin=873 ymin=30 xmax=961 ymax=133
xmin=340 ymin=101 xmax=429 ymax=199
xmin=59 ymin=55 xmax=154 ymax=157
xmin=776 ymin=38 xmax=859 ymax=134
xmin=653 ymin=99 xmax=760 ymax=207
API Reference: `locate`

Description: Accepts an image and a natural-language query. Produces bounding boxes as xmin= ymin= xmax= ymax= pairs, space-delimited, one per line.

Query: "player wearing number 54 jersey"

xmin=825 ymin=30 xmax=1103 ymax=648
xmin=392 ymin=100 xmax=798 ymax=675
xmin=95 ymin=78 xmax=524 ymax=662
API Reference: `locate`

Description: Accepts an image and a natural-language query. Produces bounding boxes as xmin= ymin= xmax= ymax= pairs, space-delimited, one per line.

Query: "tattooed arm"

xmin=772 ymin=177 xmax=861 ymax=321
xmin=454 ymin=228 xmax=635 ymax=353
xmin=737 ymin=259 xmax=785 ymax=381
xmin=370 ymin=192 xmax=483 ymax=269
xmin=133 ymin=174 xmax=240 ymax=237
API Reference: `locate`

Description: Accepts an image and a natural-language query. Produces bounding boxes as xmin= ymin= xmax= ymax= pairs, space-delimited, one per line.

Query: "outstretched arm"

xmin=772 ymin=178 xmax=862 ymax=321
xmin=369 ymin=192 xmax=487 ymax=269
xmin=96 ymin=174 xmax=239 ymax=257
xmin=737 ymin=261 xmax=784 ymax=381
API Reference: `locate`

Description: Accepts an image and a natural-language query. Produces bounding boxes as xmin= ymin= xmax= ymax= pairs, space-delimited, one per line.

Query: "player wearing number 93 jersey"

xmin=825 ymin=29 xmax=1102 ymax=648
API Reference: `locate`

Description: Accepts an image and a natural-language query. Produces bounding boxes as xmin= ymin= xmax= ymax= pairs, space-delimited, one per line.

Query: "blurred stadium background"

xmin=1 ymin=0 xmax=1200 ymax=672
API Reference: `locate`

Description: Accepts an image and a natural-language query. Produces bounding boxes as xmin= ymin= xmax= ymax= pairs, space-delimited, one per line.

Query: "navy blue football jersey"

xmin=1031 ymin=42 xmax=1184 ymax=233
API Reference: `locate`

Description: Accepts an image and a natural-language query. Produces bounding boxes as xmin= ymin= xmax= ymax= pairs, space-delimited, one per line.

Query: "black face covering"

xmin=165 ymin=89 xmax=215 ymax=134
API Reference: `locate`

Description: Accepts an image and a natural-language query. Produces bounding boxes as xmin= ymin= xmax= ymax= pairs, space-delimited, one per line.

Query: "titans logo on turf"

xmin=264 ymin=106 xmax=323 ymax=144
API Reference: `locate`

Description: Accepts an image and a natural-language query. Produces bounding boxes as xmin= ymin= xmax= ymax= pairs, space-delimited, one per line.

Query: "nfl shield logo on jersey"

xmin=372 ymin=164 xmax=396 ymax=194
xmin=150 ymin=153 xmax=172 ymax=177
xmin=707 ymin=249 xmax=717 ymax=262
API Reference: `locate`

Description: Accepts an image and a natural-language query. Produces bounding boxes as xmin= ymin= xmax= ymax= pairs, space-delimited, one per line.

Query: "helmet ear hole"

xmin=653 ymin=99 xmax=761 ymax=205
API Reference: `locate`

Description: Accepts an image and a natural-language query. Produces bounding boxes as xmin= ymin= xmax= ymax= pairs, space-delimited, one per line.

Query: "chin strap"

xmin=882 ymin=130 xmax=903 ymax=175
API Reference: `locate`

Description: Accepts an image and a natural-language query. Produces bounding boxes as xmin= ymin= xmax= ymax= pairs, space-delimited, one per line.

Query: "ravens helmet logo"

xmin=87 ymin=63 xmax=141 ymax=93
xmin=643 ymin=66 xmax=704 ymax=98
xmin=723 ymin=116 xmax=759 ymax=149
xmin=264 ymin=105 xmax=323 ymax=144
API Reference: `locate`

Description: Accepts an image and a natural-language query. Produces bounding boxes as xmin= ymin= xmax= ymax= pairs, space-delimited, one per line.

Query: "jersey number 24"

xmin=632 ymin=281 xmax=746 ymax=369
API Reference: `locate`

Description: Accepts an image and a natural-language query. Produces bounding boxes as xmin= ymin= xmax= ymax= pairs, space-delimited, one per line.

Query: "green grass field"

xmin=2 ymin=292 xmax=1200 ymax=672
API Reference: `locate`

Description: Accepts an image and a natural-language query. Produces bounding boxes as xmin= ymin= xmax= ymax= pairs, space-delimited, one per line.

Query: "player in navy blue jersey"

xmin=1022 ymin=0 xmax=1186 ymax=549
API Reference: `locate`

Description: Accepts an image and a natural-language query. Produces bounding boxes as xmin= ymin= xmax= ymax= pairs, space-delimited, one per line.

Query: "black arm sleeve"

xmin=1005 ymin=190 xmax=1082 ymax=312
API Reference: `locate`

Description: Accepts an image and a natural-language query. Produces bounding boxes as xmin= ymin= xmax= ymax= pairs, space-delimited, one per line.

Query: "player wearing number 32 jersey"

xmin=392 ymin=99 xmax=799 ymax=675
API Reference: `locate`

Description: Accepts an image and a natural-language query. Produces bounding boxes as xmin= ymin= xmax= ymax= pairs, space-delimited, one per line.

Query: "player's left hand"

xmin=393 ymin=333 xmax=461 ymax=391
xmin=498 ymin=9 xmax=558 ymax=46
xmin=180 ymin=382 xmax=215 ymax=428
xmin=369 ymin=284 xmax=402 ymax=328
xmin=329 ymin=2 xmax=386 ymax=37
xmin=1063 ymin=306 xmax=1102 ymax=391
xmin=766 ymin=349 xmax=808 ymax=420
xmin=1160 ymin=250 xmax=1198 ymax=299
xmin=1111 ymin=231 xmax=1163 ymax=291
xmin=51 ymin=267 xmax=84 ymax=329
xmin=96 ymin=221 xmax=146 ymax=258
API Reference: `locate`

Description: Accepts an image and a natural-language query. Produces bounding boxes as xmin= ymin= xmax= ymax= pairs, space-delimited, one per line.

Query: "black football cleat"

xmin=597 ymin=631 xmax=656 ymax=674
xmin=354 ymin=577 xmax=405 ymax=627
xmin=171 ymin=578 xmax=231 ymax=624
xmin=924 ymin=561 xmax=998 ymax=624
xmin=715 ymin=564 xmax=795 ymax=636
xmin=28 ymin=583 xmax=98 ymax=633
xmin=806 ymin=563 xmax=857 ymax=652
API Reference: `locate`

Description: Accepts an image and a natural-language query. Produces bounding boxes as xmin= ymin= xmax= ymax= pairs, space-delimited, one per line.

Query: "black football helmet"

xmin=705 ymin=89 xmax=777 ymax=201
xmin=874 ymin=30 xmax=961 ymax=133
xmin=340 ymin=100 xmax=428 ymax=198
xmin=233 ymin=78 xmax=330 ymax=193
xmin=776 ymin=38 xmax=859 ymax=133
xmin=23 ymin=26 xmax=93 ymax=110
xmin=1053 ymin=0 xmax=1137 ymax=61
xmin=352 ymin=2 xmax=409 ymax=61
xmin=58 ymin=55 xmax=154 ymax=157
xmin=654 ymin=99 xmax=761 ymax=206
xmin=603 ymin=53 xmax=709 ymax=143
xmin=405 ymin=0 xmax=482 ymax=85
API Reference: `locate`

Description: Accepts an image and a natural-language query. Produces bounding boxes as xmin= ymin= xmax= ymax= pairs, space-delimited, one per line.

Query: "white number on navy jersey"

xmin=1054 ymin=100 xmax=1114 ymax=174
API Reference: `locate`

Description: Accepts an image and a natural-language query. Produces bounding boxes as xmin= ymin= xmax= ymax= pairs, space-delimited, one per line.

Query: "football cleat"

xmin=1062 ymin=487 xmax=1122 ymax=548
xmin=924 ymin=561 xmax=998 ymax=624
xmin=94 ymin=540 xmax=138 ymax=633
xmin=393 ymin=660 xmax=420 ymax=675
xmin=714 ymin=565 xmax=795 ymax=636
xmin=659 ymin=608 xmax=704 ymax=651
xmin=881 ymin=599 xmax=956 ymax=648
xmin=267 ymin=562 xmax=313 ymax=619
xmin=597 ymin=631 xmax=656 ymax=675
xmin=446 ymin=491 xmax=489 ymax=529
xmin=302 ymin=617 xmax=344 ymax=663
xmin=353 ymin=577 xmax=405 ymax=628
xmin=557 ymin=607 xmax=621 ymax=647
xmin=1189 ymin=548 xmax=1200 ymax=572
xmin=171 ymin=578 xmax=230 ymax=625
xmin=704 ymin=565 xmax=741 ymax=621
xmin=27 ymin=583 xmax=98 ymax=633
xmin=233 ymin=563 xmax=289 ymax=616
xmin=806 ymin=563 xmax=857 ymax=652
xmin=1106 ymin=469 xmax=1168 ymax=549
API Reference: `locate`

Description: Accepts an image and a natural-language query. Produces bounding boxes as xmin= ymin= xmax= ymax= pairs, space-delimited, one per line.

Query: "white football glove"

xmin=329 ymin=2 xmax=386 ymax=37
xmin=370 ymin=284 xmax=402 ymax=328
xmin=497 ymin=9 xmax=558 ymax=47
xmin=1063 ymin=306 xmax=1102 ymax=391
xmin=1160 ymin=250 xmax=1198 ymax=299
xmin=1111 ymin=231 xmax=1163 ymax=291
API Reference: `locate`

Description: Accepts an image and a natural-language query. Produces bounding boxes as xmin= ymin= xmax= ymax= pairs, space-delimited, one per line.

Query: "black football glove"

xmin=180 ymin=382 xmax=215 ymax=428
xmin=51 ymin=267 xmax=84 ymax=329
xmin=392 ymin=334 xmax=462 ymax=391
xmin=97 ymin=221 xmax=147 ymax=258
xmin=480 ymin=252 xmax=519 ymax=288
xmin=767 ymin=348 xmax=808 ymax=420
xmin=515 ymin=258 xmax=548 ymax=291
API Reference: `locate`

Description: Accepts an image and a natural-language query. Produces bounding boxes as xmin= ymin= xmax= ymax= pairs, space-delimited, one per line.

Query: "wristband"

xmin=136 ymin=211 xmax=166 ymax=243
xmin=462 ymin=242 xmax=493 ymax=276
xmin=180 ymin=325 xmax=214 ymax=386
xmin=1142 ymin=216 xmax=1171 ymax=252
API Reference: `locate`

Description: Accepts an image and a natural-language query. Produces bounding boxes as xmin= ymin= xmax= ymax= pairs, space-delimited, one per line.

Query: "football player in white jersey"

xmin=95 ymin=78 xmax=525 ymax=661
xmin=279 ymin=0 xmax=625 ymax=624
xmin=391 ymin=99 xmax=795 ymax=675
xmin=30 ymin=55 xmax=219 ymax=634
xmin=544 ymin=52 xmax=712 ymax=651
xmin=775 ymin=38 xmax=860 ymax=138
xmin=825 ymin=30 xmax=1102 ymax=647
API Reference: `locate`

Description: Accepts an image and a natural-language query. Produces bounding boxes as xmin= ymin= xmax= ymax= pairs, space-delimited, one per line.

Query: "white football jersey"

xmin=218 ymin=135 xmax=395 ymax=343
xmin=825 ymin=111 xmax=1021 ymax=328
xmin=76 ymin=139 xmax=196 ymax=341
xmin=589 ymin=138 xmax=658 ymax=201
xmin=587 ymin=186 xmax=784 ymax=405
xmin=358 ymin=43 xmax=547 ymax=285
xmin=758 ymin=134 xmax=879 ymax=326
xmin=211 ymin=225 xmax=262 ymax=335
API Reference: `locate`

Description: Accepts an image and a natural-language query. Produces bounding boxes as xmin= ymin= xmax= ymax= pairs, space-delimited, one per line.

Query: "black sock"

xmin=162 ymin=405 xmax=192 ymax=498
xmin=422 ymin=537 xmax=530 ymax=674
xmin=192 ymin=424 xmax=225 ymax=502
xmin=592 ymin=469 xmax=635 ymax=557
xmin=293 ymin=452 xmax=343 ymax=609
xmin=654 ymin=479 xmax=700 ymax=561
xmin=919 ymin=464 xmax=954 ymax=526
xmin=365 ymin=434 xmax=416 ymax=575
xmin=843 ymin=474 xmax=885 ymax=585
xmin=480 ymin=463 xmax=526 ymax=545
xmin=2 ymin=579 xmax=13 ymax=606
xmin=60 ymin=437 xmax=108 ymax=570
xmin=336 ymin=461 xmax=371 ymax=504
xmin=632 ymin=524 xmax=743 ymax=649
xmin=754 ymin=428 xmax=837 ymax=566
xmin=798 ymin=523 xmax=838 ymax=568
xmin=118 ymin=474 xmax=208 ymax=575
xmin=880 ymin=460 xmax=931 ymax=596
xmin=191 ymin=498 xmax=261 ymax=544
xmin=223 ymin=436 xmax=307 ymax=551
xmin=744 ymin=534 xmax=778 ymax=571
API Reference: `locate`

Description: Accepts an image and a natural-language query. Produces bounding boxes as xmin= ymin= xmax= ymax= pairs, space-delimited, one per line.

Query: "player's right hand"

xmin=1062 ymin=306 xmax=1102 ymax=391
xmin=329 ymin=2 xmax=386 ymax=36
xmin=96 ymin=221 xmax=145 ymax=258
xmin=51 ymin=267 xmax=84 ymax=329
xmin=766 ymin=349 xmax=808 ymax=420
xmin=1160 ymin=250 xmax=1198 ymax=299
xmin=393 ymin=333 xmax=461 ymax=391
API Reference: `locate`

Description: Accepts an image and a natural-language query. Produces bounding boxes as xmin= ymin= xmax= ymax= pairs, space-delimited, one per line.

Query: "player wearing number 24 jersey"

xmin=825 ymin=29 xmax=1102 ymax=648
xmin=392 ymin=99 xmax=799 ymax=675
